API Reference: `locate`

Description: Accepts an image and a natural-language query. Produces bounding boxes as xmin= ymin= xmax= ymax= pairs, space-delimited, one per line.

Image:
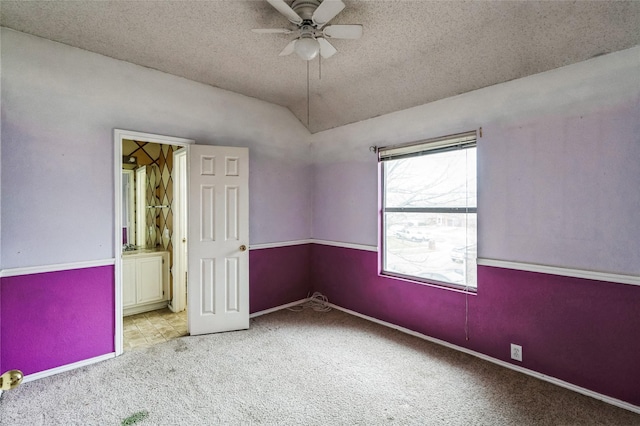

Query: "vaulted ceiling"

xmin=2 ymin=1 xmax=639 ymax=133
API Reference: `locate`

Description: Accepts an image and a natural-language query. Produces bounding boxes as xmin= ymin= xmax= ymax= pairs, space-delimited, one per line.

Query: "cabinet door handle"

xmin=239 ymin=245 xmax=247 ymax=252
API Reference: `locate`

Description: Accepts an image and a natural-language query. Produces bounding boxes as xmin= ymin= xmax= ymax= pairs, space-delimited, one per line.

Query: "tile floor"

xmin=123 ymin=308 xmax=188 ymax=351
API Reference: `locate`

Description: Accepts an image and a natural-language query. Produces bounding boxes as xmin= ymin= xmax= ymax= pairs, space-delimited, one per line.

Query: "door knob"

xmin=0 ymin=370 xmax=23 ymax=390
xmin=239 ymin=245 xmax=247 ymax=252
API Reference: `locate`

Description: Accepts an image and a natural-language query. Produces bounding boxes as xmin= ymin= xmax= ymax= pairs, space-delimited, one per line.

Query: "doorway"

xmin=114 ymin=130 xmax=251 ymax=355
xmin=122 ymin=308 xmax=187 ymax=350
xmin=114 ymin=130 xmax=194 ymax=355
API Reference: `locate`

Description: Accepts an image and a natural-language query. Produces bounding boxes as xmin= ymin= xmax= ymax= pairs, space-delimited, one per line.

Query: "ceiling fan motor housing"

xmin=291 ymin=0 xmax=321 ymax=23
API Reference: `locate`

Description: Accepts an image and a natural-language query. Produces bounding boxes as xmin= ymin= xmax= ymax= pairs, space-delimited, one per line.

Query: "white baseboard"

xmin=250 ymin=298 xmax=309 ymax=318
xmin=123 ymin=301 xmax=169 ymax=317
xmin=19 ymin=300 xmax=307 ymax=386
xmin=329 ymin=303 xmax=640 ymax=415
xmin=15 ymin=298 xmax=638 ymax=414
xmin=23 ymin=353 xmax=116 ymax=384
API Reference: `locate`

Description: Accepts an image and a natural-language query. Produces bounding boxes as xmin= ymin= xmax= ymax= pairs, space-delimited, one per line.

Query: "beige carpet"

xmin=1 ymin=308 xmax=639 ymax=425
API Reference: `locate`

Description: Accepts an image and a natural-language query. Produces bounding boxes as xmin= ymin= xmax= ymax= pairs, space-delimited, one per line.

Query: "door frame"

xmin=113 ymin=129 xmax=194 ymax=356
xmin=171 ymin=148 xmax=188 ymax=313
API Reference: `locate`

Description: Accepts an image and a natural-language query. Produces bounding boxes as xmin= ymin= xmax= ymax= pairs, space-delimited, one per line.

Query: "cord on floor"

xmin=288 ymin=292 xmax=331 ymax=312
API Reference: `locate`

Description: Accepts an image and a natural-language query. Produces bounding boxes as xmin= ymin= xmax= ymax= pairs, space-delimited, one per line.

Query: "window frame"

xmin=379 ymin=131 xmax=478 ymax=291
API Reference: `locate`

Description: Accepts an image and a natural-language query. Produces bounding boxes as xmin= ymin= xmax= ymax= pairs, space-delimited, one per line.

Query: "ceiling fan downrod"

xmin=289 ymin=0 xmax=322 ymax=23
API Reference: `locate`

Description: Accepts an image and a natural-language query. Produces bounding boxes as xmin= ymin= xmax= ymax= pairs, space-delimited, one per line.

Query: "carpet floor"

xmin=1 ymin=308 xmax=639 ymax=425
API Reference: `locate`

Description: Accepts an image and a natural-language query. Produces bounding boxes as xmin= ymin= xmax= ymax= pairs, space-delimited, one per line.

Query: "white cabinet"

xmin=122 ymin=251 xmax=169 ymax=316
xmin=136 ymin=255 xmax=164 ymax=304
xmin=122 ymin=258 xmax=137 ymax=308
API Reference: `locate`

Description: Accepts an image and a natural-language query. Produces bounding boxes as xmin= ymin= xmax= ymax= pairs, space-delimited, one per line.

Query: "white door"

xmin=188 ymin=145 xmax=249 ymax=335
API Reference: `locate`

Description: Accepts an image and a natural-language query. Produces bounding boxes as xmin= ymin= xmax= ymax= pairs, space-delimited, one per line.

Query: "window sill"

xmin=379 ymin=271 xmax=478 ymax=294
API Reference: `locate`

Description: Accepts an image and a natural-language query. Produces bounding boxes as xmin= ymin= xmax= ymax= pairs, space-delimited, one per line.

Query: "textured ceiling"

xmin=2 ymin=1 xmax=640 ymax=133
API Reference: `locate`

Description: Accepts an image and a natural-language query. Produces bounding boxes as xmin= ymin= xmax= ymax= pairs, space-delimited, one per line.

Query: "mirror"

xmin=135 ymin=165 xmax=147 ymax=248
xmin=122 ymin=170 xmax=135 ymax=246
xmin=122 ymin=139 xmax=182 ymax=253
xmin=122 ymin=138 xmax=164 ymax=251
xmin=133 ymin=164 xmax=161 ymax=249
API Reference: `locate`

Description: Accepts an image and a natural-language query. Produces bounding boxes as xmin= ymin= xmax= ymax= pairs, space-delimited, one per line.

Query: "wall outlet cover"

xmin=511 ymin=343 xmax=523 ymax=361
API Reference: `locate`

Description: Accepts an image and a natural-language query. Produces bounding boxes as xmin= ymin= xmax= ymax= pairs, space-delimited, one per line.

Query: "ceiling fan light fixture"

xmin=294 ymin=36 xmax=320 ymax=60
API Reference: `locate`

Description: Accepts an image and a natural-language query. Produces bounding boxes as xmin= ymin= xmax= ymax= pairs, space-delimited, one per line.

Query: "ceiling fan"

xmin=252 ymin=0 xmax=363 ymax=61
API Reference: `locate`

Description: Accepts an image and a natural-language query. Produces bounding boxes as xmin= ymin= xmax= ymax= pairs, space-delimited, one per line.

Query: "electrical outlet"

xmin=511 ymin=343 xmax=522 ymax=362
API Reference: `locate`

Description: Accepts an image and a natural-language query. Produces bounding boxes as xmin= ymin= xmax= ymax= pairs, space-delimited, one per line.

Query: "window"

xmin=380 ymin=131 xmax=477 ymax=290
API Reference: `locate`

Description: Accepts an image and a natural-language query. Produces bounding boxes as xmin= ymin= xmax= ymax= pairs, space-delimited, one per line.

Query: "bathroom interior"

xmin=121 ymin=139 xmax=188 ymax=350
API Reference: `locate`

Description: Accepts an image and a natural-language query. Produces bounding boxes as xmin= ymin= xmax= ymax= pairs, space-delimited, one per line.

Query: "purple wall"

xmin=0 ymin=246 xmax=311 ymax=376
xmin=3 ymin=243 xmax=638 ymax=407
xmin=311 ymin=244 xmax=640 ymax=406
xmin=249 ymin=245 xmax=312 ymax=313
xmin=1 ymin=266 xmax=115 ymax=376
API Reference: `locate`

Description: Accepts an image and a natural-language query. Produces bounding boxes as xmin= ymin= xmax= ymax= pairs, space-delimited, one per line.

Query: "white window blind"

xmin=378 ymin=131 xmax=477 ymax=162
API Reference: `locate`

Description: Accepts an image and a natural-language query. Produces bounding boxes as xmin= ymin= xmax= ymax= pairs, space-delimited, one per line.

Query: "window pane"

xmin=384 ymin=149 xmax=476 ymax=208
xmin=384 ymin=212 xmax=477 ymax=288
xmin=382 ymin=146 xmax=477 ymax=288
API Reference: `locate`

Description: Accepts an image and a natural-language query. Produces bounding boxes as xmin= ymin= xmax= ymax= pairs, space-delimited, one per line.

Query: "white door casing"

xmin=171 ymin=148 xmax=188 ymax=313
xmin=188 ymin=145 xmax=249 ymax=335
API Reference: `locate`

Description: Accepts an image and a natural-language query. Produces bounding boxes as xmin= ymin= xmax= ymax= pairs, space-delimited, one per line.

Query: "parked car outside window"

xmin=451 ymin=244 xmax=477 ymax=263
xmin=396 ymin=227 xmax=430 ymax=242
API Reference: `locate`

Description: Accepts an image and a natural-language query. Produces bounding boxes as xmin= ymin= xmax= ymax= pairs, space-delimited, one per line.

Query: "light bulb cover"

xmin=295 ymin=37 xmax=320 ymax=60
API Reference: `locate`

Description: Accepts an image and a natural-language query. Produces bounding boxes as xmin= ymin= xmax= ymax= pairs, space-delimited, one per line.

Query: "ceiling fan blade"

xmin=267 ymin=0 xmax=303 ymax=25
xmin=312 ymin=0 xmax=345 ymax=28
xmin=279 ymin=39 xmax=297 ymax=56
xmin=323 ymin=24 xmax=363 ymax=39
xmin=252 ymin=28 xmax=293 ymax=34
xmin=317 ymin=37 xmax=337 ymax=59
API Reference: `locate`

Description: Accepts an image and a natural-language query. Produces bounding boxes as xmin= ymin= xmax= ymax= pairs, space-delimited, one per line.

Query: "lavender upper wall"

xmin=482 ymin=105 xmax=640 ymax=274
xmin=0 ymin=28 xmax=312 ymax=269
xmin=310 ymin=46 xmax=640 ymax=276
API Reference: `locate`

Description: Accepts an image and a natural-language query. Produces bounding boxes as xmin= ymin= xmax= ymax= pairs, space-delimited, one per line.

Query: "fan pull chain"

xmin=306 ymin=60 xmax=310 ymax=127
xmin=319 ymin=55 xmax=322 ymax=80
